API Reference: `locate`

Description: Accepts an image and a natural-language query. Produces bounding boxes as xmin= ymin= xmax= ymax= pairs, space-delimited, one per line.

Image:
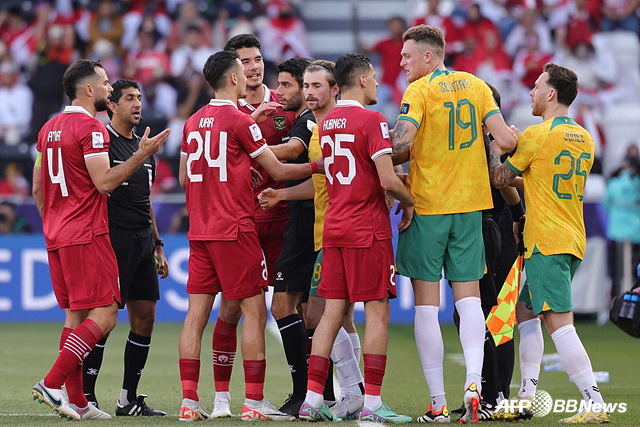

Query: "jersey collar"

xmin=336 ymin=100 xmax=364 ymax=108
xmin=209 ymin=99 xmax=238 ymax=109
xmin=238 ymin=84 xmax=271 ymax=110
xmin=63 ymin=106 xmax=93 ymax=117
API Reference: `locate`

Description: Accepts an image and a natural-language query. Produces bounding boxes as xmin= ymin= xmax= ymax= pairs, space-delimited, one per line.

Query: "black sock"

xmin=83 ymin=336 xmax=108 ymax=401
xmin=481 ymin=329 xmax=500 ymax=406
xmin=277 ymin=314 xmax=308 ymax=398
xmin=123 ymin=331 xmax=151 ymax=402
xmin=323 ymin=360 xmax=335 ymax=401
xmin=496 ymin=339 xmax=515 ymax=400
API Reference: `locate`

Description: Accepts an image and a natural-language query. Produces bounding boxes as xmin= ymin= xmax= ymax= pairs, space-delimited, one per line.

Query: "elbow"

xmin=379 ymin=176 xmax=396 ymax=192
xmin=96 ymin=186 xmax=112 ymax=195
xmin=500 ymin=136 xmax=517 ymax=152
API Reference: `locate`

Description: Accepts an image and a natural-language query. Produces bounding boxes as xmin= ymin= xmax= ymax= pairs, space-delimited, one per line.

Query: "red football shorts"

xmin=319 ymin=238 xmax=397 ymax=302
xmin=187 ymin=231 xmax=268 ymax=300
xmin=256 ymin=219 xmax=287 ymax=285
xmin=48 ymin=233 xmax=121 ymax=310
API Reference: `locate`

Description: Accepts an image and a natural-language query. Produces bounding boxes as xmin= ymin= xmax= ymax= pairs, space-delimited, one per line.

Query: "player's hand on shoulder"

xmin=139 ymin=127 xmax=171 ymax=157
xmin=258 ymin=187 xmax=280 ymax=210
xmin=252 ymin=101 xmax=282 ymax=124
xmin=395 ymin=201 xmax=414 ymax=232
xmin=510 ymin=125 xmax=521 ymax=140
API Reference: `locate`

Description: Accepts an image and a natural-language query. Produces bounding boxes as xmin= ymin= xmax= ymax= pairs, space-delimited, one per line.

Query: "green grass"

xmin=0 ymin=321 xmax=637 ymax=425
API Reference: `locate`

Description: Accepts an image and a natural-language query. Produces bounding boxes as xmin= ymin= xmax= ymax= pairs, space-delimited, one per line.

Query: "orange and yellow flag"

xmin=486 ymin=255 xmax=523 ymax=346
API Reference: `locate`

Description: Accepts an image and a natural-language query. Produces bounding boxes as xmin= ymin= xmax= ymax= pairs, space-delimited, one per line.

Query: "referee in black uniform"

xmin=82 ymin=79 xmax=167 ymax=416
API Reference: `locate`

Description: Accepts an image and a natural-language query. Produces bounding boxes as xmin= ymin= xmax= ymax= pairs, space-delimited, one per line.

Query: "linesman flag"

xmin=486 ymin=255 xmax=523 ymax=346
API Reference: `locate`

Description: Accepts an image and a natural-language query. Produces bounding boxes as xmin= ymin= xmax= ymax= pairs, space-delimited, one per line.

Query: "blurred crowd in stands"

xmin=1 ymin=0 xmax=640 ymax=240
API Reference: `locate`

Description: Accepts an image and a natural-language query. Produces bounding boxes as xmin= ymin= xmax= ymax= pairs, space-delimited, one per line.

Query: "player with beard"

xmin=259 ymin=61 xmax=367 ymax=419
xmin=489 ymin=63 xmax=608 ymax=424
xmin=299 ymin=53 xmax=414 ymax=423
xmin=177 ymin=50 xmax=320 ymax=422
xmin=209 ymin=34 xmax=295 ymax=418
xmin=80 ymin=79 xmax=167 ymax=417
xmin=31 ymin=59 xmax=170 ymax=420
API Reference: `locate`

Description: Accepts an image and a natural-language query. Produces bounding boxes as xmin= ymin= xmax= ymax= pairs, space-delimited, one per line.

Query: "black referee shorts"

xmin=480 ymin=215 xmax=501 ymax=313
xmin=274 ymin=202 xmax=317 ymax=303
xmin=109 ymin=226 xmax=160 ymax=309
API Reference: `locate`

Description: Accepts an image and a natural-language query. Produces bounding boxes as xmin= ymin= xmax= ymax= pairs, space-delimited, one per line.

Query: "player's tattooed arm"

xmin=390 ymin=120 xmax=417 ymax=156
xmin=488 ymin=141 xmax=518 ymax=188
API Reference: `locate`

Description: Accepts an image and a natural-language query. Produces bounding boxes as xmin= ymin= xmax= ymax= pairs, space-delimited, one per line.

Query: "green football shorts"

xmin=519 ymin=249 xmax=580 ymax=315
xmin=397 ymin=211 xmax=485 ymax=282
xmin=309 ymin=249 xmax=322 ymax=297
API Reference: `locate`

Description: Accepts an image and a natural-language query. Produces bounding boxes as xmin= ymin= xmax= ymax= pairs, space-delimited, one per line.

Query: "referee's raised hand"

xmin=138 ymin=127 xmax=171 ymax=157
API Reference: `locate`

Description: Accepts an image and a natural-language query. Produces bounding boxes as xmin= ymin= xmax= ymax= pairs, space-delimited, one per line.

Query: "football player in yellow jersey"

xmin=387 ymin=24 xmax=518 ymax=424
xmin=259 ymin=61 xmax=367 ymax=419
xmin=488 ymin=63 xmax=609 ymax=424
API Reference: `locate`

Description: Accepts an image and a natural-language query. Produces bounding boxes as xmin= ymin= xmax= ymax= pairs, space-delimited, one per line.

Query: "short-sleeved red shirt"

xmin=180 ymin=99 xmax=268 ymax=241
xmin=36 ymin=106 xmax=110 ymax=250
xmin=320 ymin=100 xmax=393 ymax=248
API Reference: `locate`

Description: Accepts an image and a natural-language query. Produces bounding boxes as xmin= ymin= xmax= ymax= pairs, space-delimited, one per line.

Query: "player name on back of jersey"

xmin=199 ymin=117 xmax=214 ymax=128
xmin=564 ymin=130 xmax=585 ymax=142
xmin=322 ymin=118 xmax=347 ymax=131
xmin=47 ymin=130 xmax=62 ymax=142
xmin=438 ymin=78 xmax=470 ymax=93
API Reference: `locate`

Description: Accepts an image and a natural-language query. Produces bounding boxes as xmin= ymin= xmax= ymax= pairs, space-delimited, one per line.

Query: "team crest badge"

xmin=400 ymin=103 xmax=410 ymax=115
xmin=273 ymin=115 xmax=286 ymax=131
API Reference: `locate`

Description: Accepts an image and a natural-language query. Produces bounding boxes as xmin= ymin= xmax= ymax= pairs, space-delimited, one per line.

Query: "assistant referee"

xmin=82 ymin=79 xmax=168 ymax=417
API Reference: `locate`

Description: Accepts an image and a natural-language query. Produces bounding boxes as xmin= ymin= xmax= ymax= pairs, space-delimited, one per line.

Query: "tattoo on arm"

xmin=488 ymin=149 xmax=517 ymax=187
xmin=391 ymin=121 xmax=412 ymax=154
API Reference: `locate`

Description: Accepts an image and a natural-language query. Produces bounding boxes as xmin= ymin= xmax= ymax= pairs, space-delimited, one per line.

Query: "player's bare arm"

xmin=510 ymin=176 xmax=524 ymax=191
xmin=254 ymin=147 xmax=316 ymax=181
xmin=32 ymin=163 xmax=43 ymax=218
xmin=268 ymin=138 xmax=306 ymax=161
xmin=488 ymin=140 xmax=518 ymax=189
xmin=178 ymin=156 xmax=187 ymax=190
xmin=150 ymin=203 xmax=169 ymax=279
xmin=86 ymin=127 xmax=171 ymax=194
xmin=390 ymin=119 xmax=417 ymax=157
xmin=485 ymin=114 xmax=518 ymax=152
xmin=258 ymin=178 xmax=315 ymax=210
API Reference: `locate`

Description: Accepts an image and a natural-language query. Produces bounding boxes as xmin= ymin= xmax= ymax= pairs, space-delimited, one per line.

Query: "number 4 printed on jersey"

xmin=186 ymin=130 xmax=228 ymax=183
xmin=47 ymin=147 xmax=69 ymax=197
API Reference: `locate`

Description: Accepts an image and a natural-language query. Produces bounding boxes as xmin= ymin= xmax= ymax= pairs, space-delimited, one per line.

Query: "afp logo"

xmin=273 ymin=115 xmax=287 ymax=131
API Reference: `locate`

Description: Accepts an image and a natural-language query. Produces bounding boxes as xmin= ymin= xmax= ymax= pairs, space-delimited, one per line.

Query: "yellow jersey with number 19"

xmin=397 ymin=69 xmax=500 ymax=215
xmin=505 ymin=116 xmax=594 ymax=259
xmin=308 ymin=125 xmax=328 ymax=251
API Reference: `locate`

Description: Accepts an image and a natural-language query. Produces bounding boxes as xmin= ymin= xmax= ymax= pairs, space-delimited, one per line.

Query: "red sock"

xmin=364 ymin=354 xmax=386 ymax=396
xmin=58 ymin=327 xmax=88 ymax=407
xmin=45 ymin=319 xmax=103 ymax=389
xmin=179 ymin=358 xmax=200 ymax=401
xmin=243 ymin=359 xmax=266 ymax=401
xmin=212 ymin=318 xmax=237 ymax=393
xmin=307 ymin=355 xmax=330 ymax=395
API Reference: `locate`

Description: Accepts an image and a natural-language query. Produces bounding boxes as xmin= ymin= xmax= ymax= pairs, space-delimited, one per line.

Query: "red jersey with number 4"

xmin=320 ymin=100 xmax=393 ymax=248
xmin=181 ymin=99 xmax=268 ymax=241
xmin=36 ymin=106 xmax=111 ymax=251
xmin=238 ymin=87 xmax=294 ymax=223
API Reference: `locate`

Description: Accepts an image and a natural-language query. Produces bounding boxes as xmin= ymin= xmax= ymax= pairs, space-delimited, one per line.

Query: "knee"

xmin=219 ymin=300 xmax=242 ymax=325
xmin=131 ymin=316 xmax=155 ymax=336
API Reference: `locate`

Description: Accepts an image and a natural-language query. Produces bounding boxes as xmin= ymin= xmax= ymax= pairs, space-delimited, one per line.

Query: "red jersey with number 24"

xmin=181 ymin=99 xmax=268 ymax=241
xmin=36 ymin=106 xmax=110 ymax=251
xmin=320 ymin=100 xmax=393 ymax=248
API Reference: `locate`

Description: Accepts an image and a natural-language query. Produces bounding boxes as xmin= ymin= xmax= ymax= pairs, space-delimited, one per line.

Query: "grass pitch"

xmin=0 ymin=321 xmax=637 ymax=425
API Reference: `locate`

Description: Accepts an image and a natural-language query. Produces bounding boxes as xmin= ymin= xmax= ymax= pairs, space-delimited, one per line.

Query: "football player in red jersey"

xmin=298 ymin=53 xmax=414 ymax=423
xmin=176 ymin=50 xmax=320 ymax=422
xmin=31 ymin=59 xmax=170 ymax=420
xmin=209 ymin=34 xmax=295 ymax=418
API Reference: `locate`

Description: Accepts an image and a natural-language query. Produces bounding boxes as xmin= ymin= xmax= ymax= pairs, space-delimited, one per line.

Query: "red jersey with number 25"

xmin=36 ymin=106 xmax=111 ymax=251
xmin=181 ymin=99 xmax=268 ymax=241
xmin=320 ymin=100 xmax=393 ymax=248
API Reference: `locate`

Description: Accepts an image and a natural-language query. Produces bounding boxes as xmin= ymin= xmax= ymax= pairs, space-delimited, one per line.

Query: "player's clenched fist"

xmin=258 ymin=187 xmax=283 ymax=210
